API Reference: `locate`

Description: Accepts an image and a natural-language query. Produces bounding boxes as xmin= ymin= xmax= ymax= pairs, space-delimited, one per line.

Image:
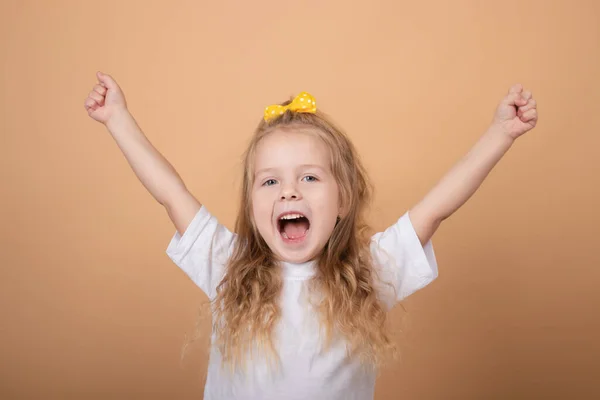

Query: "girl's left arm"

xmin=409 ymin=84 xmax=539 ymax=246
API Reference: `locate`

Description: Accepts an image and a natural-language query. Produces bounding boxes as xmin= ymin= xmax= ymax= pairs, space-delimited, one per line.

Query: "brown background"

xmin=2 ymin=0 xmax=599 ymax=399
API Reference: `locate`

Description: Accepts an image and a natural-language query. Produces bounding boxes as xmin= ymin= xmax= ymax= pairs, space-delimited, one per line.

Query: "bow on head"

xmin=264 ymin=92 xmax=317 ymax=121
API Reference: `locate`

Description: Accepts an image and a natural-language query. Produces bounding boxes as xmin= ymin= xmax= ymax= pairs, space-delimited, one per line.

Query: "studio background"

xmin=1 ymin=1 xmax=598 ymax=398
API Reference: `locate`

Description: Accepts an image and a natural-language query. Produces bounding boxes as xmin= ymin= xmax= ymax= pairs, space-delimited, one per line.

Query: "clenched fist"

xmin=492 ymin=84 xmax=538 ymax=140
xmin=84 ymin=71 xmax=128 ymax=125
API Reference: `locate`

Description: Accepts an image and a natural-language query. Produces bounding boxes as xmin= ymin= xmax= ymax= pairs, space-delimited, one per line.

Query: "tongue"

xmin=283 ymin=220 xmax=309 ymax=239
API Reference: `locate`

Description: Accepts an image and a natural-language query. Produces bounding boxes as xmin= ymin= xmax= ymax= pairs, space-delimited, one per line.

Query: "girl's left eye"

xmin=302 ymin=175 xmax=318 ymax=183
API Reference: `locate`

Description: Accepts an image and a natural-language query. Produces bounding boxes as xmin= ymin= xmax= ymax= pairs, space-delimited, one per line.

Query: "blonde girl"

xmin=84 ymin=72 xmax=538 ymax=400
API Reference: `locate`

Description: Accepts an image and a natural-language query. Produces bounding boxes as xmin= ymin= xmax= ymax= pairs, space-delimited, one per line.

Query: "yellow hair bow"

xmin=264 ymin=92 xmax=317 ymax=121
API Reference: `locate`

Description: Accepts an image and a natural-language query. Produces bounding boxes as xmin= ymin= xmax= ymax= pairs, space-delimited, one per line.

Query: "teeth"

xmin=282 ymin=232 xmax=289 ymax=239
xmin=280 ymin=213 xmax=304 ymax=220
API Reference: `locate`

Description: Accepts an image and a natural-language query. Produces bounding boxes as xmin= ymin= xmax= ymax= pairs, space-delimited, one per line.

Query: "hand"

xmin=84 ymin=71 xmax=128 ymax=125
xmin=491 ymin=84 xmax=538 ymax=140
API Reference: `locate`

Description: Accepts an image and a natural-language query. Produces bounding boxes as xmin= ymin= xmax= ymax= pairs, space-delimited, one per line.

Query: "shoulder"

xmin=370 ymin=211 xmax=439 ymax=304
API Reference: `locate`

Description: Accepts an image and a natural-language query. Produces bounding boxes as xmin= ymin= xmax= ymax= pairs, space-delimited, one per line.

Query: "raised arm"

xmin=84 ymin=72 xmax=201 ymax=235
xmin=409 ymin=84 xmax=538 ymax=245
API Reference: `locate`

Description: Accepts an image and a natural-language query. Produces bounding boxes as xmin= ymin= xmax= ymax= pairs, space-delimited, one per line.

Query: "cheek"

xmin=251 ymin=191 xmax=273 ymax=228
xmin=311 ymin=184 xmax=340 ymax=217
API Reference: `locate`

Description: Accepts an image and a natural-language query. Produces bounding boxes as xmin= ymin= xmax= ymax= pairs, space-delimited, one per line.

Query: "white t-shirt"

xmin=166 ymin=206 xmax=438 ymax=400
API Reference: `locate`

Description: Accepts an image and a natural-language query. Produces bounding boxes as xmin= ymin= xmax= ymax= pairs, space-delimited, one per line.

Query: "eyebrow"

xmin=254 ymin=164 xmax=327 ymax=176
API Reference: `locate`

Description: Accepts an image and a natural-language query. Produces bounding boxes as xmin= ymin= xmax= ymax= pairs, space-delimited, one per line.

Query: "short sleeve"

xmin=166 ymin=206 xmax=235 ymax=299
xmin=371 ymin=211 xmax=438 ymax=308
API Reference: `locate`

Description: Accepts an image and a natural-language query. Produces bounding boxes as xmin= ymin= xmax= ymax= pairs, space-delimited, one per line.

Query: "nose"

xmin=279 ymin=183 xmax=302 ymax=201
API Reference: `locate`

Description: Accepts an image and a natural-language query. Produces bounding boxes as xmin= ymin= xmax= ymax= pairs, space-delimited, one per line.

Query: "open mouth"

xmin=277 ymin=212 xmax=310 ymax=241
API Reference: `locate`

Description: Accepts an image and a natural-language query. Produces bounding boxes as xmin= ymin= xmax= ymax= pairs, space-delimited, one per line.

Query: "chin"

xmin=266 ymin=230 xmax=323 ymax=264
xmin=272 ymin=237 xmax=320 ymax=264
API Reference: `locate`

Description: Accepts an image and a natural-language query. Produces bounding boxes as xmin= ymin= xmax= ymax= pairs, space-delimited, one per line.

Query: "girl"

xmin=84 ymin=72 xmax=538 ymax=400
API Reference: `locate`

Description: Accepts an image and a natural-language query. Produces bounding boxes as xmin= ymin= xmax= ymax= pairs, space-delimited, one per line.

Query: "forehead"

xmin=254 ymin=128 xmax=330 ymax=171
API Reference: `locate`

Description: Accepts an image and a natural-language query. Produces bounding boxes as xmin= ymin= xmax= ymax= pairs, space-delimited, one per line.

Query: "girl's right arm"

xmin=84 ymin=71 xmax=200 ymax=235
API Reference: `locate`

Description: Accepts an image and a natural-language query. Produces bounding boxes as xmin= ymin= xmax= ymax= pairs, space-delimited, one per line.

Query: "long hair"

xmin=212 ymin=98 xmax=395 ymax=371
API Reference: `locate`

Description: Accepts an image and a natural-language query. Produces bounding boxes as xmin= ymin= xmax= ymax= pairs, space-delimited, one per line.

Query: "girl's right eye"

xmin=263 ymin=179 xmax=278 ymax=186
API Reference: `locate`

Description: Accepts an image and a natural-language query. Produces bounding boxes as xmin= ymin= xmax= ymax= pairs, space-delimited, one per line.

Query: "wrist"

xmin=486 ymin=124 xmax=516 ymax=146
xmin=105 ymin=108 xmax=132 ymax=133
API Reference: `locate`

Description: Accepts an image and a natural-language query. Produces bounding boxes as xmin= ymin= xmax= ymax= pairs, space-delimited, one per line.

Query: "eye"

xmin=302 ymin=175 xmax=318 ymax=183
xmin=262 ymin=179 xmax=278 ymax=186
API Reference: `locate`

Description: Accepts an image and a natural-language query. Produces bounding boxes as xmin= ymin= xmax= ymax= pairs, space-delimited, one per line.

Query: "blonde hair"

xmin=212 ymin=100 xmax=395 ymax=372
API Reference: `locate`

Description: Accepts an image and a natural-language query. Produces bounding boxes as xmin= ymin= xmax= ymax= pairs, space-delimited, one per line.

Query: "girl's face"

xmin=252 ymin=129 xmax=340 ymax=264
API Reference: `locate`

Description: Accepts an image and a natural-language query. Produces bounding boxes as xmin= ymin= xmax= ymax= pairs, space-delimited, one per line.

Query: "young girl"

xmin=84 ymin=72 xmax=538 ymax=399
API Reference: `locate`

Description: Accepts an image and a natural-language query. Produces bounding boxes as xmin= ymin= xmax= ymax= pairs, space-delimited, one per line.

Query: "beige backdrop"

xmin=2 ymin=0 xmax=599 ymax=399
